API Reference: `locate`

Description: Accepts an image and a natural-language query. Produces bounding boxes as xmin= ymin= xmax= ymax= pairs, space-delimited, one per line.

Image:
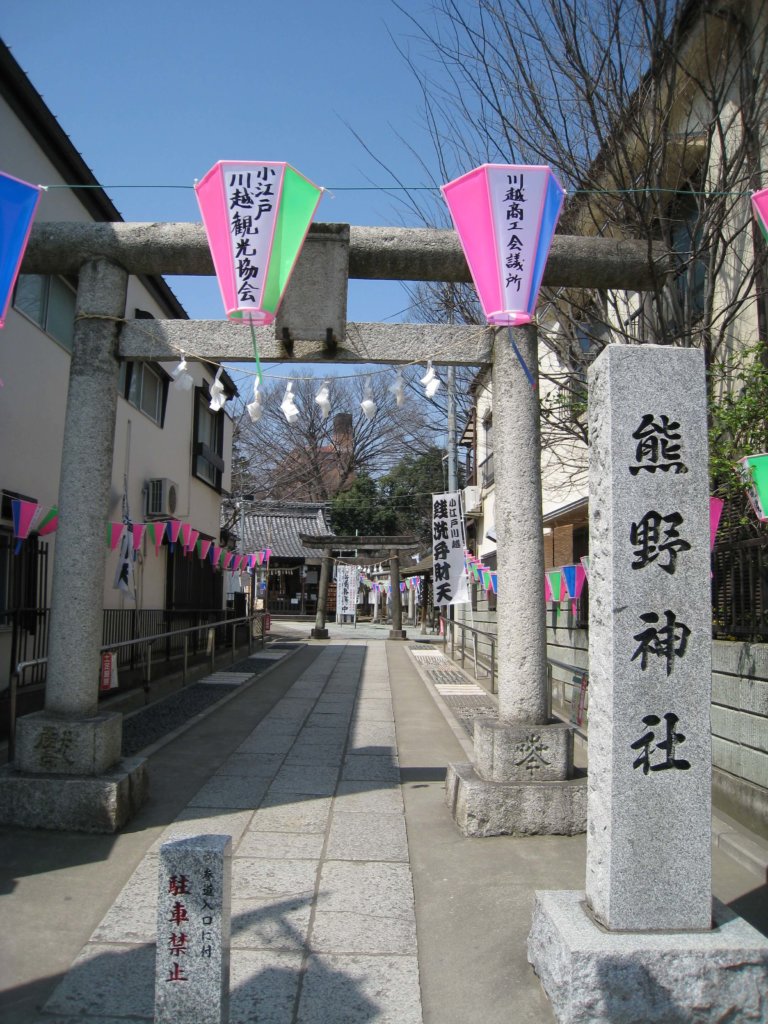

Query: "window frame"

xmin=13 ymin=273 xmax=77 ymax=351
xmin=193 ymin=386 xmax=226 ymax=491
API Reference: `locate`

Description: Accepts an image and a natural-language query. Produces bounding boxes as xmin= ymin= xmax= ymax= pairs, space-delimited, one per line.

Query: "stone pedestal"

xmin=310 ymin=627 xmax=330 ymax=640
xmin=389 ymin=628 xmax=407 ymax=640
xmin=0 ymin=756 xmax=148 ymax=833
xmin=447 ymin=721 xmax=587 ymax=836
xmin=528 ymin=891 xmax=768 ymax=1024
xmin=528 ymin=347 xmax=768 ymax=1020
xmin=15 ymin=710 xmax=122 ymax=775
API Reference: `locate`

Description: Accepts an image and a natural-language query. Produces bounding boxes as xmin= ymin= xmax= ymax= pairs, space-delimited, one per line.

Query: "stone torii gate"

xmin=299 ymin=533 xmax=420 ymax=640
xmin=0 ymin=221 xmax=669 ymax=832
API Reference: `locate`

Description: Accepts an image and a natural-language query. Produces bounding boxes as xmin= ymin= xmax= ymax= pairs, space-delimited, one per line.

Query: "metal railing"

xmin=439 ymin=615 xmax=497 ymax=693
xmin=547 ymin=657 xmax=589 ymax=735
xmin=8 ymin=611 xmax=267 ymax=760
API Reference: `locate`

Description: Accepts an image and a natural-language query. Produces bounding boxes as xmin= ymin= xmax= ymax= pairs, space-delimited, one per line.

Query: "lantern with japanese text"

xmin=441 ymin=164 xmax=565 ymax=328
xmin=0 ymin=171 xmax=41 ymax=329
xmin=752 ymin=187 xmax=768 ymax=243
xmin=737 ymin=454 xmax=768 ymax=522
xmin=195 ymin=161 xmax=323 ymax=324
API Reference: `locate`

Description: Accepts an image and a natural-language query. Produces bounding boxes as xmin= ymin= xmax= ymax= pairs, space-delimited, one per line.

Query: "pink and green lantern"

xmin=442 ymin=164 xmax=564 ymax=347
xmin=751 ymin=188 xmax=768 ymax=244
xmin=195 ymin=161 xmax=323 ymax=325
xmin=0 ymin=171 xmax=42 ymax=329
xmin=561 ymin=563 xmax=587 ymax=614
xmin=737 ymin=454 xmax=768 ymax=522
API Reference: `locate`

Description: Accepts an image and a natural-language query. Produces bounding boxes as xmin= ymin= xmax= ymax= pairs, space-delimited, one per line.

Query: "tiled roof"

xmin=239 ymin=501 xmax=334 ymax=560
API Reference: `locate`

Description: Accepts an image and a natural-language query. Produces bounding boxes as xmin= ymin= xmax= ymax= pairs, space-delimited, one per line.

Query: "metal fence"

xmin=712 ymin=532 xmax=768 ymax=641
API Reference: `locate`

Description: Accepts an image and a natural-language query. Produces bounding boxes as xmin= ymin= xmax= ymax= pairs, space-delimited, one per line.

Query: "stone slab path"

xmin=36 ymin=643 xmax=422 ymax=1024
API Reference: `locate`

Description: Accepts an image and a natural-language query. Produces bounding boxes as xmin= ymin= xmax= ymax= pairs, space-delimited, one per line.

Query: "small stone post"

xmin=155 ymin=834 xmax=232 ymax=1024
xmin=0 ymin=259 xmax=148 ymax=832
xmin=388 ymin=549 xmax=406 ymax=639
xmin=311 ymin=546 xmax=332 ymax=639
xmin=528 ymin=345 xmax=768 ymax=1022
xmin=445 ymin=326 xmax=585 ymax=836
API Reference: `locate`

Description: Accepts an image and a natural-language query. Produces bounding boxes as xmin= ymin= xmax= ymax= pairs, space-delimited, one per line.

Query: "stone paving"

xmin=409 ymin=646 xmax=497 ymax=735
xmin=36 ymin=642 xmax=422 ymax=1024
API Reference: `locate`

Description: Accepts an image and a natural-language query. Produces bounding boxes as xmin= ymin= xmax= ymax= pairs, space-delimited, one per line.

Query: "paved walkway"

xmin=1 ymin=621 xmax=767 ymax=1023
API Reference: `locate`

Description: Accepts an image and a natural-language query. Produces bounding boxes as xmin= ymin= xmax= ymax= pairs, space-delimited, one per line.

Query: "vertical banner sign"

xmin=587 ymin=345 xmax=712 ymax=933
xmin=335 ymin=565 xmax=357 ymax=620
xmin=195 ymin=160 xmax=323 ymax=324
xmin=432 ymin=492 xmax=469 ymax=605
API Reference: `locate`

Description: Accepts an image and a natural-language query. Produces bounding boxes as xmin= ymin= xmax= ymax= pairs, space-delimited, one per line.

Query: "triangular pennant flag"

xmin=187 ymin=529 xmax=200 ymax=555
xmin=166 ymin=520 xmax=182 ymax=552
xmin=580 ymin=555 xmax=590 ymax=580
xmin=108 ymin=521 xmax=125 ymax=551
xmin=544 ymin=575 xmax=553 ymax=603
xmin=212 ymin=544 xmax=222 ymax=566
xmin=132 ymin=523 xmax=146 ymax=551
xmin=180 ymin=522 xmax=193 ymax=554
xmin=199 ymin=539 xmax=212 ymax=561
xmin=490 ymin=572 xmax=498 ymax=594
xmin=710 ymin=497 xmax=724 ymax=551
xmin=12 ymin=498 xmax=39 ymax=552
xmin=37 ymin=506 xmax=59 ymax=536
xmin=146 ymin=521 xmax=164 ymax=556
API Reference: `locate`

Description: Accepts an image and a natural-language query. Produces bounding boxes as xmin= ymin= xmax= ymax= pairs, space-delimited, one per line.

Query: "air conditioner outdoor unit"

xmin=463 ymin=485 xmax=482 ymax=516
xmin=145 ymin=478 xmax=178 ymax=518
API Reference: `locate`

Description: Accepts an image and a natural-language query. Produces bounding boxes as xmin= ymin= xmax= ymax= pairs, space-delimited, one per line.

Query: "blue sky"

xmin=1 ymin=0 xmax=450 ymax=330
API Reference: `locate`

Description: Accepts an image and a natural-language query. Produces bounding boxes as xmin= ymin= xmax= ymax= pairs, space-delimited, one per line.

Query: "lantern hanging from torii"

xmin=441 ymin=163 xmax=565 ymax=328
xmin=195 ymin=161 xmax=323 ymax=325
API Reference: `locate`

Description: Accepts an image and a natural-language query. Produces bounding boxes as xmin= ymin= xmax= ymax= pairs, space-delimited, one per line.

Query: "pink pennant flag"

xmin=187 ymin=529 xmax=200 ymax=555
xmin=264 ymin=548 xmax=272 ymax=562
xmin=212 ymin=544 xmax=222 ymax=566
xmin=198 ymin=539 xmax=212 ymax=561
xmin=146 ymin=522 xmax=164 ymax=556
xmin=12 ymin=499 xmax=39 ymax=552
xmin=37 ymin=505 xmax=59 ymax=536
xmin=108 ymin=522 xmax=125 ymax=551
xmin=180 ymin=522 xmax=193 ymax=554
xmin=710 ymin=497 xmax=724 ymax=551
xmin=132 ymin=523 xmax=146 ymax=550
xmin=232 ymin=555 xmax=243 ymax=571
xmin=224 ymin=552 xmax=235 ymax=570
xmin=544 ymin=575 xmax=553 ymax=603
xmin=257 ymin=550 xmax=264 ymax=565
xmin=166 ymin=520 xmax=182 ymax=552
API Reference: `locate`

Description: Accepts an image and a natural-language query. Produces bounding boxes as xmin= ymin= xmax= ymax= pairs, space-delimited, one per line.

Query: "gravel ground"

xmin=121 ymin=683 xmax=239 ymax=756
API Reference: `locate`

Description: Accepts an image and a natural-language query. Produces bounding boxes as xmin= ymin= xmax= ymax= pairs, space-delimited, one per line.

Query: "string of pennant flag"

xmin=11 ymin=498 xmax=272 ymax=570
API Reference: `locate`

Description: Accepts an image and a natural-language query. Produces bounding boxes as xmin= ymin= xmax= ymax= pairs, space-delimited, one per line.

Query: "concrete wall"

xmin=546 ymin=626 xmax=768 ymax=836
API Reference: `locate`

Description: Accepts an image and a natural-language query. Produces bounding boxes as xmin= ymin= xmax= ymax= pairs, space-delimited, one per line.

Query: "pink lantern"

xmin=441 ymin=164 xmax=565 ymax=329
xmin=195 ymin=161 xmax=323 ymax=324
xmin=0 ymin=172 xmax=41 ymax=329
xmin=752 ymin=188 xmax=768 ymax=243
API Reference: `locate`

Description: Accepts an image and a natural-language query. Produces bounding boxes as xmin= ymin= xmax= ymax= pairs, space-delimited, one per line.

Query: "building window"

xmin=120 ymin=362 xmax=168 ymax=426
xmin=670 ymin=193 xmax=706 ymax=321
xmin=194 ymin=388 xmax=225 ymax=490
xmin=13 ymin=274 xmax=76 ymax=350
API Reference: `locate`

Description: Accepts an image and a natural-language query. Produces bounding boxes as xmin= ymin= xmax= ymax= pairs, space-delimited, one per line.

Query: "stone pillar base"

xmin=528 ymin=890 xmax=768 ymax=1023
xmin=310 ymin=628 xmax=330 ymax=640
xmin=16 ymin=710 xmax=123 ymax=776
xmin=445 ymin=762 xmax=587 ymax=837
xmin=474 ymin=718 xmax=573 ymax=782
xmin=0 ymin=756 xmax=148 ymax=833
xmin=388 ymin=629 xmax=407 ymax=640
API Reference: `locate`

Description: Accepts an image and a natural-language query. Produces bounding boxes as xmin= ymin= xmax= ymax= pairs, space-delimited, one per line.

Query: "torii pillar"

xmin=445 ymin=325 xmax=587 ymax=837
